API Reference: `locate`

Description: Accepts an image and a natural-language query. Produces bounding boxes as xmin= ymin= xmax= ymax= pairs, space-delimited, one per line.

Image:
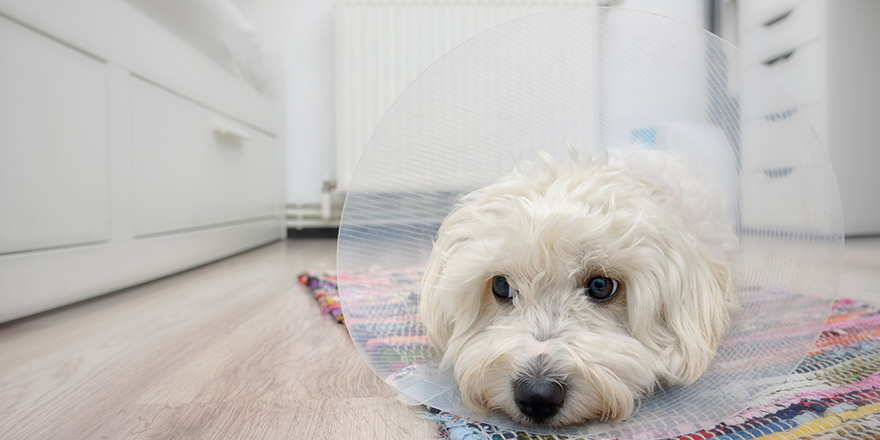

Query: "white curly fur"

xmin=419 ymin=147 xmax=738 ymax=427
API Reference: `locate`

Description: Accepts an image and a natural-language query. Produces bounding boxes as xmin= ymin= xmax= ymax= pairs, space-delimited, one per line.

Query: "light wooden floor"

xmin=840 ymin=236 xmax=880 ymax=304
xmin=0 ymin=239 xmax=434 ymax=440
xmin=0 ymin=237 xmax=878 ymax=440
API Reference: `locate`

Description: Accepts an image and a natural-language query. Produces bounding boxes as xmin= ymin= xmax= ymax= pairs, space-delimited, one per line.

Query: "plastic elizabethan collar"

xmin=337 ymin=7 xmax=843 ymax=438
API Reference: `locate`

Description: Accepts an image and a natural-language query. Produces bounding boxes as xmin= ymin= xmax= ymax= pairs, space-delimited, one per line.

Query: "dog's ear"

xmin=420 ymin=202 xmax=478 ymax=354
xmin=420 ymin=242 xmax=453 ymax=351
xmin=613 ymin=147 xmax=737 ymax=384
xmin=419 ymin=206 xmax=489 ymax=359
xmin=665 ymin=244 xmax=733 ymax=384
xmin=628 ymin=242 xmax=735 ymax=386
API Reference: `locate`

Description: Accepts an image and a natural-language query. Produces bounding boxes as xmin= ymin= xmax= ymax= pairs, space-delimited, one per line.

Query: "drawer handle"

xmin=763 ymin=167 xmax=794 ymax=179
xmin=764 ymin=107 xmax=798 ymax=122
xmin=214 ymin=123 xmax=251 ymax=141
xmin=763 ymin=49 xmax=795 ymax=66
xmin=763 ymin=9 xmax=793 ymax=27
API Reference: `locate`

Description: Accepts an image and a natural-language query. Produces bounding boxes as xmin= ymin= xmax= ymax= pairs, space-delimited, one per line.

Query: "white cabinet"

xmin=0 ymin=1 xmax=284 ymax=323
xmin=737 ymin=0 xmax=880 ymax=235
xmin=745 ymin=40 xmax=826 ymax=106
xmin=738 ymin=104 xmax=827 ymax=171
xmin=0 ymin=15 xmax=109 ymax=254
xmin=131 ymin=78 xmax=280 ymax=237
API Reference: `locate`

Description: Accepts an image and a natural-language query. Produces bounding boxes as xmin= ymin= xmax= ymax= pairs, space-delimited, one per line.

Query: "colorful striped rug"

xmin=299 ymin=272 xmax=880 ymax=439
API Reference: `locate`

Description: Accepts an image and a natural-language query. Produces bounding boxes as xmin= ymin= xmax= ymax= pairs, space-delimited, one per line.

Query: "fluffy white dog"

xmin=419 ymin=148 xmax=738 ymax=427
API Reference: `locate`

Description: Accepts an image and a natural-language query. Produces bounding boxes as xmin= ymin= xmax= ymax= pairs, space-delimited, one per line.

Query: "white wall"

xmin=234 ymin=0 xmax=335 ymax=205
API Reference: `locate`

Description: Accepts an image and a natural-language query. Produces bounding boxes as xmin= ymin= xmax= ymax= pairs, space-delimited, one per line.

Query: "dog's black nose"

xmin=514 ymin=377 xmax=565 ymax=423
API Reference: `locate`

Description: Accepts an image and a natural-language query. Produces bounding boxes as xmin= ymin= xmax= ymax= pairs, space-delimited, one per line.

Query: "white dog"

xmin=419 ymin=148 xmax=737 ymax=427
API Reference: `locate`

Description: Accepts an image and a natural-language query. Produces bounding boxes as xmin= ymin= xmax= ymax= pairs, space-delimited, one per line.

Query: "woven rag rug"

xmin=298 ymin=271 xmax=880 ymax=439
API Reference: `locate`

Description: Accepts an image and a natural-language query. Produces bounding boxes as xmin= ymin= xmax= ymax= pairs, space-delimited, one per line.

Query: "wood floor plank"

xmin=80 ymin=398 xmax=433 ymax=440
xmin=841 ymin=237 xmax=880 ymax=304
xmin=290 ymin=398 xmax=435 ymax=440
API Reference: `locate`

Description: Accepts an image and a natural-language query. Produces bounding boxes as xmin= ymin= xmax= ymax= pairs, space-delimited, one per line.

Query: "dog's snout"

xmin=513 ymin=377 xmax=565 ymax=423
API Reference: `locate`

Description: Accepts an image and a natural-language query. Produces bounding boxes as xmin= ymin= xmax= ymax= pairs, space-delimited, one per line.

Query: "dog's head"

xmin=419 ymin=151 xmax=736 ymax=426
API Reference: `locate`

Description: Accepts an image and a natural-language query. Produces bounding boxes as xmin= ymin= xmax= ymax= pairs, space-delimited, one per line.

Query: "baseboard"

xmin=0 ymin=219 xmax=284 ymax=323
xmin=287 ymin=227 xmax=339 ymax=239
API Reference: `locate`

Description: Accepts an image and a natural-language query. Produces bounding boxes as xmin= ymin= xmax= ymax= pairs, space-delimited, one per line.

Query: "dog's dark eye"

xmin=585 ymin=276 xmax=619 ymax=302
xmin=492 ymin=275 xmax=515 ymax=300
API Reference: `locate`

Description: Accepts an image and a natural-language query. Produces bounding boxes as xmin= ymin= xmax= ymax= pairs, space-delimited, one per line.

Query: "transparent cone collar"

xmin=337 ymin=7 xmax=843 ymax=438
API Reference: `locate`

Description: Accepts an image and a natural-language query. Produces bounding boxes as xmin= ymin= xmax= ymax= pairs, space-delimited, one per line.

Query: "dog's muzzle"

xmin=514 ymin=376 xmax=565 ymax=423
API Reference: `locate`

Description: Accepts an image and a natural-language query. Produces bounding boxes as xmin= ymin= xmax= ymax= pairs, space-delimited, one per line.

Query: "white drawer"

xmin=740 ymin=166 xmax=840 ymax=233
xmin=0 ymin=16 xmax=110 ymax=254
xmin=739 ymin=0 xmax=805 ymax=30
xmin=740 ymin=103 xmax=827 ymax=171
xmin=800 ymin=104 xmax=827 ymax=148
xmin=740 ymin=0 xmax=822 ymax=63
xmin=741 ymin=40 xmax=825 ymax=117
xmin=131 ymin=78 xmax=281 ymax=237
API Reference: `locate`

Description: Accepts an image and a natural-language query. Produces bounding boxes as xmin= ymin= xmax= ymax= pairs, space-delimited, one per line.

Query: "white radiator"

xmin=334 ymin=0 xmax=602 ymax=191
